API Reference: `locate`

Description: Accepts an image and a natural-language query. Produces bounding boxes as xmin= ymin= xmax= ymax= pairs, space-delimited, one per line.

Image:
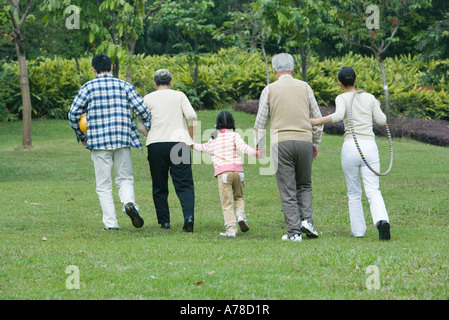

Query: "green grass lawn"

xmin=0 ymin=109 xmax=448 ymax=300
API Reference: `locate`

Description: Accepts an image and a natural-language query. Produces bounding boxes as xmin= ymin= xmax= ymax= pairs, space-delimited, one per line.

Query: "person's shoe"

xmin=281 ymin=234 xmax=302 ymax=242
xmin=160 ymin=222 xmax=170 ymax=229
xmin=103 ymin=227 xmax=119 ymax=231
xmin=377 ymin=220 xmax=391 ymax=240
xmin=351 ymin=234 xmax=364 ymax=238
xmin=124 ymin=202 xmax=144 ymax=228
xmin=219 ymin=232 xmax=236 ymax=238
xmin=183 ymin=217 xmax=194 ymax=232
xmin=300 ymin=220 xmax=319 ymax=238
xmin=237 ymin=216 xmax=250 ymax=232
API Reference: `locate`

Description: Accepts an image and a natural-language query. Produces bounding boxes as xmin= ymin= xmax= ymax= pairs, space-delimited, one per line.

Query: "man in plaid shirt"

xmin=69 ymin=53 xmax=151 ymax=230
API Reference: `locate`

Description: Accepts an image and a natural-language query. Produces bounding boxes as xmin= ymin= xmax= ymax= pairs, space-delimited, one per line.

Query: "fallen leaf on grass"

xmin=194 ymin=280 xmax=205 ymax=286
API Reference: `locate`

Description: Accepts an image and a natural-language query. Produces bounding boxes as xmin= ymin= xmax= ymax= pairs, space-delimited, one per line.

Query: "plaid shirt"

xmin=68 ymin=73 xmax=151 ymax=150
xmin=254 ymin=74 xmax=323 ymax=148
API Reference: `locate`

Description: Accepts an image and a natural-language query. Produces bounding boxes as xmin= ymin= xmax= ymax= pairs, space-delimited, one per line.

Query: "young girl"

xmin=193 ymin=111 xmax=260 ymax=237
xmin=310 ymin=67 xmax=391 ymax=240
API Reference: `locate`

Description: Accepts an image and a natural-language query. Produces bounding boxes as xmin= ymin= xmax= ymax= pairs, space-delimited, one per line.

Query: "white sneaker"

xmin=300 ymin=220 xmax=319 ymax=238
xmin=281 ymin=234 xmax=302 ymax=242
xmin=219 ymin=232 xmax=236 ymax=238
xmin=237 ymin=216 xmax=250 ymax=232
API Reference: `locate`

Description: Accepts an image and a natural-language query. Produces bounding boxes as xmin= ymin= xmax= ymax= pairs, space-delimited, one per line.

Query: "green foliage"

xmin=0 ymin=62 xmax=21 ymax=118
xmin=28 ymin=57 xmax=93 ymax=119
xmin=128 ymin=48 xmax=268 ymax=109
xmin=0 ymin=57 xmax=92 ymax=119
xmin=0 ymin=49 xmax=448 ymax=119
xmin=414 ymin=12 xmax=449 ymax=60
xmin=307 ymin=53 xmax=449 ymax=120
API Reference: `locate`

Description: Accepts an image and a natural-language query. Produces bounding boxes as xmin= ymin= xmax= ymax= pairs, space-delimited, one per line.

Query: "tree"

xmin=414 ymin=12 xmax=449 ymax=60
xmin=123 ymin=0 xmax=166 ymax=83
xmin=159 ymin=0 xmax=216 ymax=97
xmin=413 ymin=11 xmax=449 ymax=87
xmin=41 ymin=0 xmax=165 ymax=82
xmin=329 ymin=0 xmax=432 ymax=114
xmin=253 ymin=0 xmax=331 ymax=82
xmin=213 ymin=2 xmax=271 ymax=85
xmin=4 ymin=0 xmax=32 ymax=147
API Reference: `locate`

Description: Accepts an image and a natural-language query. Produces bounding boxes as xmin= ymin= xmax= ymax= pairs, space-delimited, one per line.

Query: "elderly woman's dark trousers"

xmin=147 ymin=142 xmax=195 ymax=225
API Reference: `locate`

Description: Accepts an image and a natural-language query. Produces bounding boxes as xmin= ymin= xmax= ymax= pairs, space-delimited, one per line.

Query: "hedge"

xmin=1 ymin=48 xmax=448 ymax=122
xmin=233 ymin=101 xmax=449 ymax=147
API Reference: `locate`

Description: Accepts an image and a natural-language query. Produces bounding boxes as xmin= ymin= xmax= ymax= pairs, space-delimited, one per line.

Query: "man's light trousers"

xmin=91 ymin=148 xmax=138 ymax=229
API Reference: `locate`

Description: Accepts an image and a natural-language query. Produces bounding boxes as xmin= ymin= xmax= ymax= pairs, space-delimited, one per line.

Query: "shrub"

xmin=1 ymin=50 xmax=448 ymax=120
xmin=233 ymin=100 xmax=260 ymax=115
xmin=0 ymin=62 xmax=22 ymax=118
xmin=28 ymin=57 xmax=93 ymax=119
xmin=0 ymin=57 xmax=92 ymax=120
xmin=233 ymin=104 xmax=449 ymax=147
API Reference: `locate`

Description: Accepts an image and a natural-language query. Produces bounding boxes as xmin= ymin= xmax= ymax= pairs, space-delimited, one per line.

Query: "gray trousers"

xmin=272 ymin=140 xmax=314 ymax=236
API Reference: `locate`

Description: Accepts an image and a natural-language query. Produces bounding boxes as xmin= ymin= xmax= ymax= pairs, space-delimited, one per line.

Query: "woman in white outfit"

xmin=310 ymin=67 xmax=391 ymax=240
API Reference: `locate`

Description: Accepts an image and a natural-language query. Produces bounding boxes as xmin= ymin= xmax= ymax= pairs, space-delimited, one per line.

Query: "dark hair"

xmin=92 ymin=53 xmax=112 ymax=73
xmin=211 ymin=111 xmax=235 ymax=139
xmin=338 ymin=67 xmax=356 ymax=87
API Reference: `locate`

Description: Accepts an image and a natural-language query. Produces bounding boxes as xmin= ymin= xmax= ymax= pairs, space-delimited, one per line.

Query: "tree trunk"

xmin=299 ymin=48 xmax=310 ymax=82
xmin=261 ymin=43 xmax=270 ymax=86
xmin=9 ymin=0 xmax=32 ymax=148
xmin=113 ymin=57 xmax=120 ymax=78
xmin=376 ymin=55 xmax=391 ymax=116
xmin=16 ymin=42 xmax=32 ymax=148
xmin=75 ymin=57 xmax=81 ymax=74
xmin=193 ymin=34 xmax=199 ymax=95
xmin=126 ymin=38 xmax=137 ymax=84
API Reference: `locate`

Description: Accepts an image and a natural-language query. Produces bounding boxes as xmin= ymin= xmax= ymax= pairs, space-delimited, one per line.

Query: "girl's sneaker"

xmin=219 ymin=232 xmax=236 ymax=238
xmin=237 ymin=216 xmax=250 ymax=232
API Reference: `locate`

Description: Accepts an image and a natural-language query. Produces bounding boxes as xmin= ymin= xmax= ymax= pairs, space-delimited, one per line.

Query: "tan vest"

xmin=268 ymin=76 xmax=312 ymax=144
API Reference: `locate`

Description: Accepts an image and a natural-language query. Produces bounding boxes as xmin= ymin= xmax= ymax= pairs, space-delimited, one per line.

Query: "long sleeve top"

xmin=193 ymin=129 xmax=258 ymax=177
xmin=68 ymin=73 xmax=151 ymax=150
xmin=331 ymin=91 xmax=387 ymax=141
xmin=143 ymin=89 xmax=197 ymax=146
xmin=254 ymin=74 xmax=323 ymax=149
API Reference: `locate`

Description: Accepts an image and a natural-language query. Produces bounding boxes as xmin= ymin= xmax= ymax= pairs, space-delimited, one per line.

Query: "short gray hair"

xmin=154 ymin=69 xmax=172 ymax=86
xmin=271 ymin=53 xmax=294 ymax=72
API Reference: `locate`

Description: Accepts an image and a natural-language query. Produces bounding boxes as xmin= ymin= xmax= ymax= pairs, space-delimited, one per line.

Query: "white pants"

xmin=341 ymin=139 xmax=389 ymax=237
xmin=91 ymin=148 xmax=138 ymax=228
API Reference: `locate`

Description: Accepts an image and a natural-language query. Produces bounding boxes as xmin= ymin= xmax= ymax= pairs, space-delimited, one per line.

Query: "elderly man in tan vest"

xmin=254 ymin=53 xmax=323 ymax=242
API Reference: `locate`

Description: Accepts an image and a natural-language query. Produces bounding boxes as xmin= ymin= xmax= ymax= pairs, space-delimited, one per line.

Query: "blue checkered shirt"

xmin=68 ymin=73 xmax=151 ymax=150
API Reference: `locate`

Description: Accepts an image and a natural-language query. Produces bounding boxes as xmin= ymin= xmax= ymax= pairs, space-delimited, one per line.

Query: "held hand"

xmin=256 ymin=149 xmax=265 ymax=158
xmin=310 ymin=118 xmax=319 ymax=126
xmin=313 ymin=146 xmax=318 ymax=161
